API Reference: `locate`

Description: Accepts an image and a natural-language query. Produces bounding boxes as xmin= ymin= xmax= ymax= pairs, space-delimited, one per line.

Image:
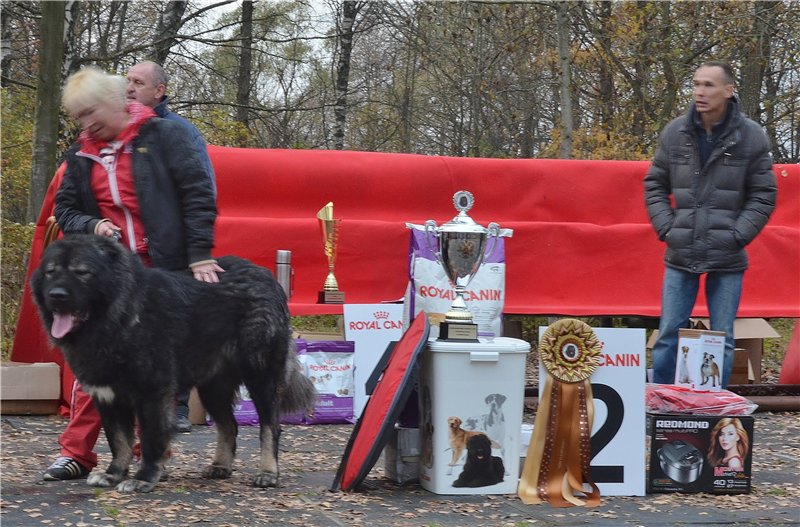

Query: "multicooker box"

xmin=648 ymin=413 xmax=754 ymax=494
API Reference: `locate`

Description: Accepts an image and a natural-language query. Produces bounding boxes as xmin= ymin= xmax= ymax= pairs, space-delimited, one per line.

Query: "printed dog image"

xmin=447 ymin=416 xmax=486 ymax=469
xmin=700 ymin=352 xmax=721 ymax=387
xmin=462 ymin=393 xmax=507 ymax=473
xmin=452 ymin=434 xmax=505 ymax=488
xmin=31 ymin=235 xmax=316 ymax=493
xmin=677 ymin=346 xmax=691 ymax=384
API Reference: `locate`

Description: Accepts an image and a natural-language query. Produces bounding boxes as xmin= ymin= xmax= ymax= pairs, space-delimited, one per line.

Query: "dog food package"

xmin=298 ymin=339 xmax=356 ymax=424
xmin=403 ymin=224 xmax=511 ymax=340
xmin=232 ymin=385 xmax=265 ymax=426
xmin=648 ymin=413 xmax=754 ymax=494
xmin=419 ymin=337 xmax=530 ymax=495
xmin=674 ymin=328 xmax=726 ymax=391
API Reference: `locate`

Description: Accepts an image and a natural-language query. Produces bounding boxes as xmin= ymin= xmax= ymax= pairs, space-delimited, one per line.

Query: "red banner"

xmin=11 ymin=149 xmax=799 ymax=409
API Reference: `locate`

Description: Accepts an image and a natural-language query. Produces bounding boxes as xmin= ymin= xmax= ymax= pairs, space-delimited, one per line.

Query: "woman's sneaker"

xmin=43 ymin=456 xmax=90 ymax=480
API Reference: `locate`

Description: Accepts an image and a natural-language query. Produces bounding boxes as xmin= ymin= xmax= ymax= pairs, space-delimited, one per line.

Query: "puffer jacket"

xmin=644 ymin=98 xmax=777 ymax=273
xmin=55 ymin=117 xmax=217 ymax=271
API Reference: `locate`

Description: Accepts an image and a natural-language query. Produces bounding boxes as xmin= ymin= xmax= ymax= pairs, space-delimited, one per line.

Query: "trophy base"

xmin=438 ymin=321 xmax=479 ymax=342
xmin=318 ymin=290 xmax=345 ymax=304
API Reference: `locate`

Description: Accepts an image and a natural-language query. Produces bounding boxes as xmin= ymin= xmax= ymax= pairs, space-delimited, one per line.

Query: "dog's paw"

xmin=116 ymin=478 xmax=157 ymax=493
xmin=87 ymin=472 xmax=124 ymax=488
xmin=201 ymin=464 xmax=233 ymax=479
xmin=253 ymin=471 xmax=279 ymax=488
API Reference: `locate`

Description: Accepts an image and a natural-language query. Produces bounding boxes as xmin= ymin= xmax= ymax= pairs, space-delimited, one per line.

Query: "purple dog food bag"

xmin=298 ymin=339 xmax=356 ymax=424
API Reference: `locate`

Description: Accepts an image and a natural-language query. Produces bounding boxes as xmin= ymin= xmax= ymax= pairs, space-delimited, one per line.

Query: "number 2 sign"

xmin=539 ymin=326 xmax=646 ymax=496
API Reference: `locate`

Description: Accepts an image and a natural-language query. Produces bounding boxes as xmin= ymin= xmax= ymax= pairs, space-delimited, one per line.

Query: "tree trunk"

xmin=739 ymin=1 xmax=777 ymax=122
xmin=151 ymin=1 xmax=187 ymax=64
xmin=235 ymin=0 xmax=253 ymax=135
xmin=112 ymin=1 xmax=129 ymax=71
xmin=556 ymin=1 xmax=572 ymax=159
xmin=27 ymin=1 xmax=66 ymax=223
xmin=333 ymin=1 xmax=358 ymax=151
xmin=1 ymin=5 xmax=12 ymax=88
xmin=62 ymin=1 xmax=80 ymax=77
xmin=595 ymin=1 xmax=614 ymax=137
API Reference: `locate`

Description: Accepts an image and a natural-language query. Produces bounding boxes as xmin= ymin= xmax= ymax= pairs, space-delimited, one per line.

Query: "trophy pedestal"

xmin=438 ymin=320 xmax=479 ymax=342
xmin=318 ymin=290 xmax=345 ymax=304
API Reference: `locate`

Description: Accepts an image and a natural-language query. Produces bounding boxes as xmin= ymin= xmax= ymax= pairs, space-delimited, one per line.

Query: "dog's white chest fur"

xmin=84 ymin=385 xmax=115 ymax=403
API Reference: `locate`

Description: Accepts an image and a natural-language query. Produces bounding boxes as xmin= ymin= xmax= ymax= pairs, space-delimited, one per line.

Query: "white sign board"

xmin=343 ymin=304 xmax=405 ymax=417
xmin=539 ymin=326 xmax=646 ymax=496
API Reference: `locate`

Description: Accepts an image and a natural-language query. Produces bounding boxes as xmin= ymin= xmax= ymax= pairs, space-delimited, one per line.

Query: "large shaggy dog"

xmin=31 ymin=235 xmax=316 ymax=493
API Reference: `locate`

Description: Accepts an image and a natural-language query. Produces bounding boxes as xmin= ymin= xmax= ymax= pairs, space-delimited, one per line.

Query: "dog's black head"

xmin=465 ymin=434 xmax=493 ymax=464
xmin=31 ymin=234 xmax=136 ymax=342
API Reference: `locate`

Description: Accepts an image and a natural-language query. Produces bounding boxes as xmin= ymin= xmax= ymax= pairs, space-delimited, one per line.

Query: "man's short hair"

xmin=140 ymin=60 xmax=169 ymax=88
xmin=62 ymin=66 xmax=127 ymax=117
xmin=701 ymin=61 xmax=735 ymax=86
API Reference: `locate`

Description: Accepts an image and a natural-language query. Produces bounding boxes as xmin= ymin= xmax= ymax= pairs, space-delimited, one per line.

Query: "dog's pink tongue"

xmin=51 ymin=313 xmax=75 ymax=339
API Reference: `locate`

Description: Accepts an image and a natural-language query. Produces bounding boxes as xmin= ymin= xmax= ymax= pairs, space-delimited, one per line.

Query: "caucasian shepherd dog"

xmin=31 ymin=235 xmax=316 ymax=493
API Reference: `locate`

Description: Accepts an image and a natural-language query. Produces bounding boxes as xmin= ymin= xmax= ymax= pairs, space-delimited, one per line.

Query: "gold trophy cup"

xmin=317 ymin=202 xmax=345 ymax=304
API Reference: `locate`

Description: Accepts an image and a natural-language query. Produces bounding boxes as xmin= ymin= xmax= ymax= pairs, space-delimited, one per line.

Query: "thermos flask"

xmin=276 ymin=250 xmax=292 ymax=298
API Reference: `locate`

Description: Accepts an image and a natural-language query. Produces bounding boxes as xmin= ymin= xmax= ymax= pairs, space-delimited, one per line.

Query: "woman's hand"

xmin=190 ymin=260 xmax=225 ymax=283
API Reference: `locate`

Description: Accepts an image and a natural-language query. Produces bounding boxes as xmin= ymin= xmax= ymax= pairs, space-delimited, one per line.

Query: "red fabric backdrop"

xmin=10 ymin=148 xmax=799 ymax=410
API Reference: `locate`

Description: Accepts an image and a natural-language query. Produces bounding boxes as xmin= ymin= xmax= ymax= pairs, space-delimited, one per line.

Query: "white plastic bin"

xmin=418 ymin=337 xmax=530 ymax=494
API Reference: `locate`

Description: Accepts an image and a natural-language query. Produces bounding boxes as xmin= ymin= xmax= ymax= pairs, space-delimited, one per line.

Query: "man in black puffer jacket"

xmin=644 ymin=61 xmax=776 ymax=388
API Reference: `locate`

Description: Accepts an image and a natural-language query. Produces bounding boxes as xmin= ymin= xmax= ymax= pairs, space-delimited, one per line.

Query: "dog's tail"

xmin=279 ymin=340 xmax=317 ymax=415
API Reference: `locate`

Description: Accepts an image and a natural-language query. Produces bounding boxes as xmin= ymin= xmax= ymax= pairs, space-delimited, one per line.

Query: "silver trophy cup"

xmin=425 ymin=191 xmax=500 ymax=341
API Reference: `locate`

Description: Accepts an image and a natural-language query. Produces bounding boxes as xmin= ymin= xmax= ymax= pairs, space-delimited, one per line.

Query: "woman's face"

xmin=74 ymin=100 xmax=126 ymax=141
xmin=718 ymin=424 xmax=739 ymax=452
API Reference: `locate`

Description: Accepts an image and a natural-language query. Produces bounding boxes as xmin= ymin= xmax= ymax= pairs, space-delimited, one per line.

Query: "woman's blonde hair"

xmin=62 ymin=66 xmax=127 ymax=117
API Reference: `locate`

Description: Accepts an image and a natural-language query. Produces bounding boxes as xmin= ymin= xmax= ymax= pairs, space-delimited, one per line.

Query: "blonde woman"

xmin=43 ymin=66 xmax=220 ymax=481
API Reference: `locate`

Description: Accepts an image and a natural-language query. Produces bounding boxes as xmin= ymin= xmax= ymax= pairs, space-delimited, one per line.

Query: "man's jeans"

xmin=651 ymin=267 xmax=743 ymax=387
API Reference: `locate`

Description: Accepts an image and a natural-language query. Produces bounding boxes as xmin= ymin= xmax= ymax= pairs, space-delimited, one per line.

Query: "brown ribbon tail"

xmin=518 ymin=376 xmax=552 ymax=504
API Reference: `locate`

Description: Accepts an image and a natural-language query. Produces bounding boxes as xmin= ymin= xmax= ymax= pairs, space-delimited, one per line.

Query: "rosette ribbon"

xmin=518 ymin=319 xmax=602 ymax=507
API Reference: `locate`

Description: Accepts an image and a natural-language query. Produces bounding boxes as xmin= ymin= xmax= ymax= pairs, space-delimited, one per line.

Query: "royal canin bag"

xmin=403 ymin=224 xmax=511 ymax=339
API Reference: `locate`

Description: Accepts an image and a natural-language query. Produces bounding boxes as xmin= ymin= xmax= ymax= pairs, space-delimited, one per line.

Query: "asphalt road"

xmin=1 ymin=412 xmax=798 ymax=526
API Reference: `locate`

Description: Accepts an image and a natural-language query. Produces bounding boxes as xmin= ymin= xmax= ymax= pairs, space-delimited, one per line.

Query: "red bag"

xmin=645 ymin=384 xmax=757 ymax=416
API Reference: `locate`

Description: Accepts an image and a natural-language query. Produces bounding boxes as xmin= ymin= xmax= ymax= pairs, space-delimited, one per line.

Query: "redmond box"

xmin=648 ymin=413 xmax=754 ymax=494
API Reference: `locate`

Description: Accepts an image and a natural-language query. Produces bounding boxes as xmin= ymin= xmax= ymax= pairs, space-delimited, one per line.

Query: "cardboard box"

xmin=694 ymin=318 xmax=779 ymax=384
xmin=647 ymin=318 xmax=779 ymax=384
xmin=675 ymin=328 xmax=725 ymax=391
xmin=293 ymin=330 xmax=346 ymax=341
xmin=384 ymin=426 xmax=421 ymax=484
xmin=188 ymin=387 xmax=206 ymax=425
xmin=1 ymin=362 xmax=60 ymax=415
xmin=648 ymin=413 xmax=754 ymax=494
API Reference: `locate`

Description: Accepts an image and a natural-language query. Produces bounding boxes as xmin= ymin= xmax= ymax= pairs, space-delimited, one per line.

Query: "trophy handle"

xmin=424 ymin=220 xmax=441 ymax=262
xmin=484 ymin=222 xmax=501 ymax=260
